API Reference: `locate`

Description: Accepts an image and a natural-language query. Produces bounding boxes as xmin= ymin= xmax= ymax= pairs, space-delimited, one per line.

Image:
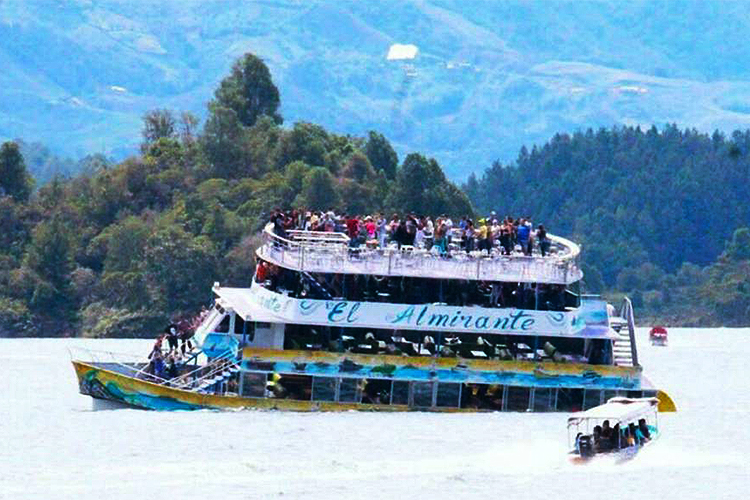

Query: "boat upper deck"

xmin=257 ymin=224 xmax=583 ymax=285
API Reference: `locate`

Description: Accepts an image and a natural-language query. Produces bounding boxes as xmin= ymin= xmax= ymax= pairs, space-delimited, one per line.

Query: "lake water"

xmin=1 ymin=328 xmax=748 ymax=499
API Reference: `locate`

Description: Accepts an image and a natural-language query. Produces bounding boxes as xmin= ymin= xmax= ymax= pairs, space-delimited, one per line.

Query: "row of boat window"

xmin=235 ymin=372 xmax=648 ymax=411
xmin=260 ymin=268 xmax=579 ymax=311
xmin=281 ymin=324 xmax=612 ymax=365
xmin=212 ymin=317 xmax=613 ymax=365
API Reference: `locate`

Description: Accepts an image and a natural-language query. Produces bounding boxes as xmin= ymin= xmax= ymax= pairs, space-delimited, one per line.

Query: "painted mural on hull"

xmin=77 ymin=366 xmax=204 ymax=410
xmin=219 ymin=285 xmax=612 ymax=339
xmin=241 ymin=349 xmax=642 ymax=390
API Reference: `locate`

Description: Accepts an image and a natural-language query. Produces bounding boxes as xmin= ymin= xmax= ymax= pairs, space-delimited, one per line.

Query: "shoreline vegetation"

xmin=1 ymin=53 xmax=749 ymax=337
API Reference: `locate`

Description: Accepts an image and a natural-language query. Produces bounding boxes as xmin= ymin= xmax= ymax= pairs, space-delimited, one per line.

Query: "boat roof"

xmin=567 ymin=397 xmax=658 ymax=425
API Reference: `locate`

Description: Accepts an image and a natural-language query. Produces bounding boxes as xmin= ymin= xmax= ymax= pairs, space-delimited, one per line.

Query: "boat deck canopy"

xmin=567 ymin=397 xmax=658 ymax=425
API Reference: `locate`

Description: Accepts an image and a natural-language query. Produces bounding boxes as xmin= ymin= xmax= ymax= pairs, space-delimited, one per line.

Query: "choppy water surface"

xmin=1 ymin=328 xmax=748 ymax=499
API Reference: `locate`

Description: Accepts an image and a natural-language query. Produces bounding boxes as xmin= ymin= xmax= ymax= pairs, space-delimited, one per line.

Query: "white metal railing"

xmin=71 ymin=346 xmax=239 ymax=392
xmin=258 ymin=224 xmax=583 ymax=285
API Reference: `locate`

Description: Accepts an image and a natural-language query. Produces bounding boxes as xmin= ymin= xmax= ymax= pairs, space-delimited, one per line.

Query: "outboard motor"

xmin=578 ymin=435 xmax=594 ymax=458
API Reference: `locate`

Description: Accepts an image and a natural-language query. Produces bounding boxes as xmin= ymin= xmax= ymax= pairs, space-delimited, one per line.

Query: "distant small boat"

xmin=568 ymin=397 xmax=660 ymax=464
xmin=649 ymin=326 xmax=668 ymax=346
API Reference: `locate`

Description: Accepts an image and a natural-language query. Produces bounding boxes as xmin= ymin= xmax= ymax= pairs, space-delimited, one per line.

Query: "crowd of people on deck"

xmin=269 ymin=209 xmax=553 ymax=257
xmin=575 ymin=418 xmax=653 ymax=456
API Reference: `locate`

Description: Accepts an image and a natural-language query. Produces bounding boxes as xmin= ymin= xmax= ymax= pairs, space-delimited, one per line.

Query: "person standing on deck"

xmin=536 ymin=224 xmax=550 ymax=257
xmin=377 ymin=214 xmax=387 ymax=248
xmin=517 ymin=218 xmax=530 ymax=255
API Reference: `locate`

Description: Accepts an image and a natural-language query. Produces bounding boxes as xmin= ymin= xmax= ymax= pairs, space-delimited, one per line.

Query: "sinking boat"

xmin=72 ymin=224 xmax=676 ymax=413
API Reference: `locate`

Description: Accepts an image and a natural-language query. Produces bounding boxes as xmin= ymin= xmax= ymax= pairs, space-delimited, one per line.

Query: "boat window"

xmin=215 ymin=314 xmax=231 ymax=333
xmin=532 ymin=388 xmax=557 ymax=412
xmin=506 ymin=386 xmax=531 ymax=411
xmin=436 ymin=383 xmax=460 ymax=408
xmin=312 ymin=377 xmax=337 ymax=402
xmin=626 ymin=390 xmax=643 ymax=398
xmin=412 ymin=381 xmax=435 ymax=408
xmin=460 ymin=383 xmax=503 ymax=410
xmin=391 ymin=381 xmax=409 ymax=405
xmin=583 ymin=389 xmax=603 ymax=410
xmin=362 ymin=379 xmax=391 ymax=405
xmin=272 ymin=374 xmax=312 ymax=401
xmin=292 ymin=271 xmax=573 ymax=312
xmin=234 ymin=315 xmax=246 ymax=334
xmin=240 ymin=372 xmax=267 ymax=398
xmin=556 ymin=388 xmax=584 ymax=411
xmin=338 ymin=378 xmax=362 ymax=403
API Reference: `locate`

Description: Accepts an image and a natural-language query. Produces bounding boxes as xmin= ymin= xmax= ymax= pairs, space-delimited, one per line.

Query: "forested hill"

xmin=465 ymin=125 xmax=750 ymax=325
xmin=0 ymin=53 xmax=470 ymax=338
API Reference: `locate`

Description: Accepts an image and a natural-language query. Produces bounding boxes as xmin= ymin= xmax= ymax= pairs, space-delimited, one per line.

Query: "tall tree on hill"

xmin=211 ymin=53 xmax=282 ymax=128
xmin=201 ymin=106 xmax=246 ymax=179
xmin=365 ymin=131 xmax=398 ymax=179
xmin=141 ymin=109 xmax=176 ymax=147
xmin=0 ymin=141 xmax=33 ymax=202
xmin=387 ymin=153 xmax=473 ymax=216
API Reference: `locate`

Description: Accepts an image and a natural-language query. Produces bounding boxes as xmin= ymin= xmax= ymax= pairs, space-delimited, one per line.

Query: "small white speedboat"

xmin=568 ymin=397 xmax=660 ymax=464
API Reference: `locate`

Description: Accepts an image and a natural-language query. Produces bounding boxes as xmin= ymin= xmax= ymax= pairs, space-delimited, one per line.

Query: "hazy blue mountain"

xmin=3 ymin=0 xmax=750 ymax=179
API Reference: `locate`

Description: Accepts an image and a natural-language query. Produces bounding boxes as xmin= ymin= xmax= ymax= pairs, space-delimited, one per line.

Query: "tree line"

xmin=0 ymin=53 xmax=472 ymax=337
xmin=465 ymin=125 xmax=750 ymax=325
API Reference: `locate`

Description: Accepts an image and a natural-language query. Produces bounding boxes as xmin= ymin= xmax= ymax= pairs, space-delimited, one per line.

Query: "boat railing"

xmin=71 ymin=346 xmax=239 ymax=391
xmin=619 ymin=297 xmax=639 ymax=367
xmin=258 ymin=223 xmax=583 ymax=284
xmin=70 ymin=347 xmax=172 ymax=385
xmin=169 ymin=350 xmax=239 ymax=391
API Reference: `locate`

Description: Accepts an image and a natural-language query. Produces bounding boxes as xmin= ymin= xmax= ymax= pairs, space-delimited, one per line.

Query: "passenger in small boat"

xmin=623 ymin=426 xmax=636 ymax=447
xmin=611 ymin=423 xmax=621 ymax=449
xmin=593 ymin=425 xmax=603 ymax=450
xmin=638 ymin=418 xmax=651 ymax=441
xmin=629 ymin=422 xmax=641 ymax=445
xmin=600 ymin=420 xmax=613 ymax=450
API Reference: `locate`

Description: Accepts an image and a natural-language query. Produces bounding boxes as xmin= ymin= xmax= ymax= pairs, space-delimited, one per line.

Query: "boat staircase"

xmin=165 ymin=347 xmax=241 ymax=394
xmin=193 ymin=357 xmax=241 ymax=393
xmin=301 ymin=271 xmax=334 ymax=299
xmin=610 ymin=297 xmax=639 ymax=367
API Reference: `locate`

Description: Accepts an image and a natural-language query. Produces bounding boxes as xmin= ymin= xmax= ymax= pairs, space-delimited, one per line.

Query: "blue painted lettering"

xmin=391 ymin=306 xmax=415 ymax=324
xmin=328 ymin=302 xmax=348 ymax=323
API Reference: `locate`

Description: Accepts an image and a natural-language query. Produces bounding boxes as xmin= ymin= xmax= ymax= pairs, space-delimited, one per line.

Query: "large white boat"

xmin=72 ymin=223 xmax=676 ymax=413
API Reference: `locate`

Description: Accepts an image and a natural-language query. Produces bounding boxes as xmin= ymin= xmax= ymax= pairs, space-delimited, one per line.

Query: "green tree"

xmin=211 ymin=53 xmax=282 ymax=127
xmin=201 ymin=106 xmax=246 ymax=178
xmin=277 ymin=122 xmax=329 ymax=169
xmin=364 ymin=131 xmax=398 ymax=179
xmin=144 ymin=226 xmax=217 ymax=315
xmin=295 ymin=167 xmax=339 ymax=210
xmin=341 ymin=152 xmax=376 ymax=183
xmin=141 ymin=109 xmax=176 ymax=146
xmin=24 ymin=216 xmax=75 ymax=319
xmin=387 ymin=153 xmax=472 ymax=216
xmin=0 ymin=141 xmax=33 ymax=202
xmin=725 ymin=227 xmax=750 ymax=261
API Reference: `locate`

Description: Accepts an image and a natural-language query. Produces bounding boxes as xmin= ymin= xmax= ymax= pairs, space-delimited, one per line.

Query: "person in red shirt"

xmin=346 ymin=215 xmax=359 ymax=239
xmin=255 ymin=260 xmax=268 ymax=284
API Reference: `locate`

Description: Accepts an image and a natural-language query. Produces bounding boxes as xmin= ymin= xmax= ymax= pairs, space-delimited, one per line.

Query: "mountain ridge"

xmin=4 ymin=0 xmax=750 ymax=179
